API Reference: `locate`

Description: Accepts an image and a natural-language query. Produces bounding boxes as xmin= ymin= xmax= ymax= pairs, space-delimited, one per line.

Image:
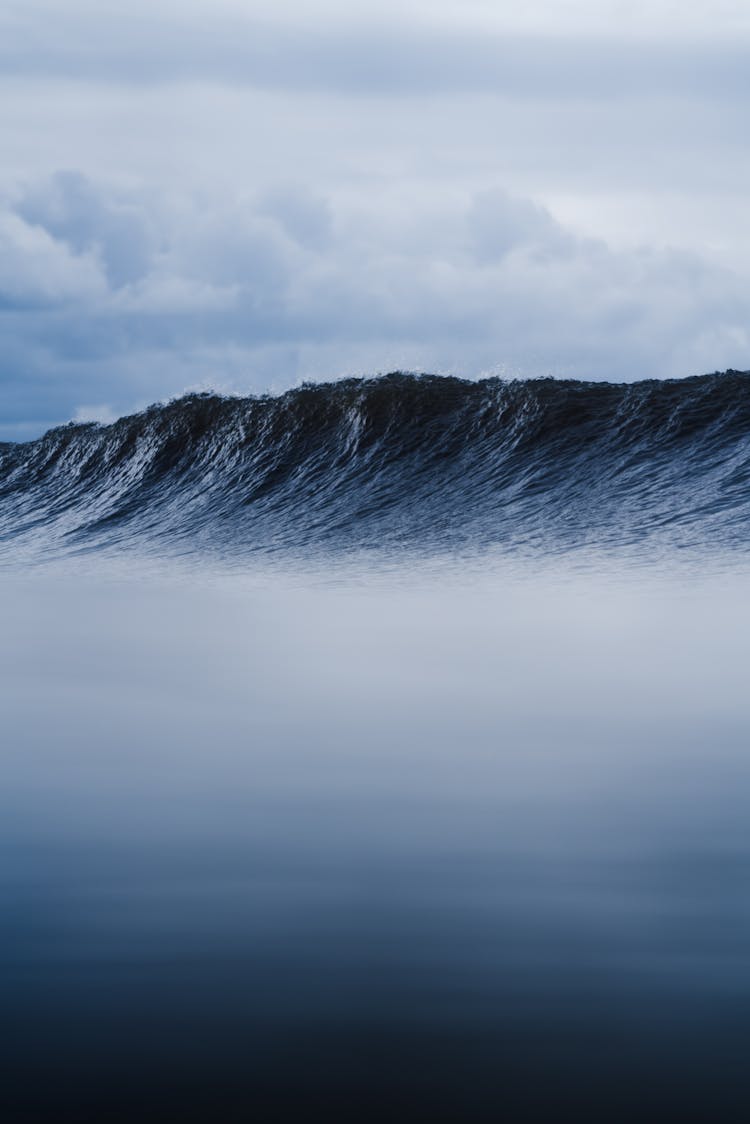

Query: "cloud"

xmin=467 ymin=189 xmax=575 ymax=264
xmin=73 ymin=403 xmax=118 ymax=424
xmin=1 ymin=4 xmax=747 ymax=443
xmin=258 ymin=185 xmax=334 ymax=252
xmin=1 ymin=3 xmax=749 ymax=98
xmin=16 ymin=171 xmax=155 ymax=288
xmin=1 ymin=171 xmax=749 ymax=440
xmin=0 ymin=206 xmax=105 ymax=308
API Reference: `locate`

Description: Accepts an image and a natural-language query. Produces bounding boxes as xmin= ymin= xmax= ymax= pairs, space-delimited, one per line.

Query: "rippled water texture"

xmin=2 ymin=370 xmax=750 ymax=564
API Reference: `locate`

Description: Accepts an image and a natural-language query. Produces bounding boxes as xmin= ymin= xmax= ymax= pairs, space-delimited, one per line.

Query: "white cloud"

xmin=15 ymin=171 xmax=156 ymax=288
xmin=73 ymin=403 xmax=118 ymax=424
xmin=0 ymin=207 xmax=105 ymax=306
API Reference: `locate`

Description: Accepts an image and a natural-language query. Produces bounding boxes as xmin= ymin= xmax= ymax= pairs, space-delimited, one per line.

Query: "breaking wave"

xmin=2 ymin=370 xmax=750 ymax=563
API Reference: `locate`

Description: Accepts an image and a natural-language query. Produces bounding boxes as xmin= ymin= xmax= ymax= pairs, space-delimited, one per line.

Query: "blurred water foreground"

xmin=2 ymin=559 xmax=750 ymax=1122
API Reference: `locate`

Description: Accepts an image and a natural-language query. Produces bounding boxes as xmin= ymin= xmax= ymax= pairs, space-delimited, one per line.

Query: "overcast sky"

xmin=1 ymin=0 xmax=749 ymax=438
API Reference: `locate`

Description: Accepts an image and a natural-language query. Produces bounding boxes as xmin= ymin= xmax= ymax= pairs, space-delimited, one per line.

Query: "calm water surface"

xmin=2 ymin=561 xmax=750 ymax=1121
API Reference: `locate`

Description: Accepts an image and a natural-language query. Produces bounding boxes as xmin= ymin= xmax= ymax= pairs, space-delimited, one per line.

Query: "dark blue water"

xmin=2 ymin=370 xmax=750 ymax=564
xmin=3 ymin=373 xmax=750 ymax=1121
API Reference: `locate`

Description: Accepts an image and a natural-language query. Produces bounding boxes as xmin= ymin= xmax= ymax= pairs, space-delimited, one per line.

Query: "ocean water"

xmin=3 ymin=373 xmax=750 ymax=1121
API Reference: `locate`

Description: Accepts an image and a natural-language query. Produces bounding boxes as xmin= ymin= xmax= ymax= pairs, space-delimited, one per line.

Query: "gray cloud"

xmin=2 ymin=12 xmax=750 ymax=100
xmin=16 ymin=171 xmax=156 ymax=288
xmin=258 ymin=186 xmax=334 ymax=252
xmin=467 ymin=189 xmax=576 ymax=264
xmin=1 ymin=172 xmax=748 ymax=440
xmin=2 ymin=3 xmax=749 ymax=439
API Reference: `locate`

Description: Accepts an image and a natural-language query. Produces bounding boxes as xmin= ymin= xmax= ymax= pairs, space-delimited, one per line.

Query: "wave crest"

xmin=2 ymin=370 xmax=750 ymax=561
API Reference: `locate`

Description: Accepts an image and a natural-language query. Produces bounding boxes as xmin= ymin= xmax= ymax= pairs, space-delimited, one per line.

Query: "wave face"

xmin=2 ymin=370 xmax=750 ymax=563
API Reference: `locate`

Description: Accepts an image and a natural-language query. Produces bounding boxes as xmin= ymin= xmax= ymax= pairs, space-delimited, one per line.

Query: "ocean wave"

xmin=2 ymin=370 xmax=750 ymax=561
